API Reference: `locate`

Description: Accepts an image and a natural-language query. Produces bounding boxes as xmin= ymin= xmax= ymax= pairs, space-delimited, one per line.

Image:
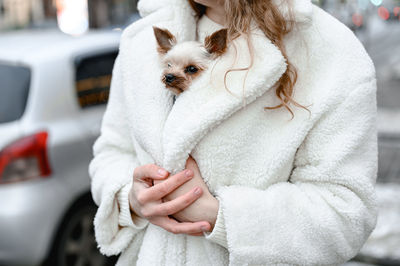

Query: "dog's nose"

xmin=165 ymin=74 xmax=176 ymax=83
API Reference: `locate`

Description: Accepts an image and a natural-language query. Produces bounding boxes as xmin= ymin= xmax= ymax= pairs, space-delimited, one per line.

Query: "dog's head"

xmin=153 ymin=26 xmax=228 ymax=95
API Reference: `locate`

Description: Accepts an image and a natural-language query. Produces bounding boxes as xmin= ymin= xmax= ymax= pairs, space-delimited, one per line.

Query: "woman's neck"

xmin=205 ymin=6 xmax=225 ymax=26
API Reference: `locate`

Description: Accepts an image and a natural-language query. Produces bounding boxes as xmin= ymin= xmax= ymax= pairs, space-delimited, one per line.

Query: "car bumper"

xmin=0 ymin=177 xmax=71 ymax=266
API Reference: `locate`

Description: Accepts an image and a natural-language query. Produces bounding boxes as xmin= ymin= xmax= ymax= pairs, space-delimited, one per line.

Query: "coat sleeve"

xmin=88 ymin=54 xmax=149 ymax=256
xmin=204 ymin=78 xmax=379 ymax=265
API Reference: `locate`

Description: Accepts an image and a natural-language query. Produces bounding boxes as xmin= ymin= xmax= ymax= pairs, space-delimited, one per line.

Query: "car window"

xmin=75 ymin=50 xmax=118 ymax=108
xmin=0 ymin=63 xmax=30 ymax=123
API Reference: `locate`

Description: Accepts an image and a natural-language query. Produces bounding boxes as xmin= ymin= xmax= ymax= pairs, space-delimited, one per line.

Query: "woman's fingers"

xmin=141 ymin=187 xmax=203 ymax=217
xmin=139 ymin=169 xmax=194 ymax=202
xmin=134 ymin=164 xmax=169 ymax=181
xmin=131 ymin=164 xmax=213 ymax=237
xmin=149 ymin=216 xmax=211 ymax=235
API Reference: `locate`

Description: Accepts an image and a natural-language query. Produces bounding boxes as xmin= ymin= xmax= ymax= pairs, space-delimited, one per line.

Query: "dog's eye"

xmin=185 ymin=65 xmax=198 ymax=74
xmin=167 ymin=63 xmax=172 ymax=68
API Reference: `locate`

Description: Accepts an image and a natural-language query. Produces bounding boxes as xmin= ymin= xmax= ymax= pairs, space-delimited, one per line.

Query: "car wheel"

xmin=43 ymin=200 xmax=118 ymax=266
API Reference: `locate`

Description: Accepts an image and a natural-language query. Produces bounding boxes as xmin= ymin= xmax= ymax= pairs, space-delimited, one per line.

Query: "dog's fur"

xmin=153 ymin=26 xmax=228 ymax=95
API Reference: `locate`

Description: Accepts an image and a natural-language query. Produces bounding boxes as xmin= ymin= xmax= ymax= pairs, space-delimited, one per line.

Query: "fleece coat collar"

xmin=119 ymin=0 xmax=313 ymax=175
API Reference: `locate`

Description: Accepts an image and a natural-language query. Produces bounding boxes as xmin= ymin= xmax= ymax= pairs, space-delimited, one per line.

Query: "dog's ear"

xmin=204 ymin=28 xmax=228 ymax=56
xmin=153 ymin=26 xmax=177 ymax=54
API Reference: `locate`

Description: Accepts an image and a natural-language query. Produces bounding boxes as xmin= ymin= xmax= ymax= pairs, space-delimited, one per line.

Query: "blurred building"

xmin=88 ymin=0 xmax=137 ymax=28
xmin=0 ymin=0 xmax=138 ymax=31
xmin=0 ymin=0 xmax=45 ymax=30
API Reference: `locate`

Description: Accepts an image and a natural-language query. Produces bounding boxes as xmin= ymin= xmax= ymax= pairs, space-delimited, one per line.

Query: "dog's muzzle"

xmin=165 ymin=74 xmax=176 ymax=84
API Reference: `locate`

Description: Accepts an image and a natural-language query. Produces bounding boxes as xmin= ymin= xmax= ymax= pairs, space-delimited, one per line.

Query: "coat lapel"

xmin=119 ymin=1 xmax=197 ymax=167
xmin=162 ymin=27 xmax=288 ymax=174
xmin=119 ymin=0 xmax=312 ymax=174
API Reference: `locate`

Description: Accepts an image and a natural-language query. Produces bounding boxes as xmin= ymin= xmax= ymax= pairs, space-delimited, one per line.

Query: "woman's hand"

xmin=128 ymin=164 xmax=212 ymax=236
xmin=155 ymin=156 xmax=219 ymax=230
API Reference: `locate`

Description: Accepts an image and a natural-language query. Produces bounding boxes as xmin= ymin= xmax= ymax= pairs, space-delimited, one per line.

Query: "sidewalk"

xmin=340 ymin=183 xmax=400 ymax=266
xmin=358 ymin=183 xmax=400 ymax=263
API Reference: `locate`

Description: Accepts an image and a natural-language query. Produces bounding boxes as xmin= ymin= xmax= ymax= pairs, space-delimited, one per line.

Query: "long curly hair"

xmin=188 ymin=0 xmax=308 ymax=118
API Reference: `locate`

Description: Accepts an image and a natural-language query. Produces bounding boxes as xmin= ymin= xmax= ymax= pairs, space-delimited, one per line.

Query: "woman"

xmin=88 ymin=0 xmax=378 ymax=265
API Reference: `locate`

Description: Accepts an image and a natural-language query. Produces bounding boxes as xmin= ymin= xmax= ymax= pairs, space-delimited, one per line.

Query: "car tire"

xmin=42 ymin=197 xmax=118 ymax=266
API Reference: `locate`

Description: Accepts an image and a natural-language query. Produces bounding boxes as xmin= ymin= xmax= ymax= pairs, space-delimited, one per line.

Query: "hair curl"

xmin=188 ymin=0 xmax=309 ymax=118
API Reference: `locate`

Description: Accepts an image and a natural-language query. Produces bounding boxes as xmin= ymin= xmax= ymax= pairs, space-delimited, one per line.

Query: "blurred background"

xmin=0 ymin=0 xmax=399 ymax=266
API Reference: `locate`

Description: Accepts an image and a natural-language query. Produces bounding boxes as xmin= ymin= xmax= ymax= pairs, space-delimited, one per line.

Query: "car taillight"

xmin=0 ymin=131 xmax=51 ymax=184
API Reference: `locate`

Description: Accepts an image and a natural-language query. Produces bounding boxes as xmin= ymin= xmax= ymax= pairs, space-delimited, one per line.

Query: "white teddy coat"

xmin=88 ymin=0 xmax=379 ymax=265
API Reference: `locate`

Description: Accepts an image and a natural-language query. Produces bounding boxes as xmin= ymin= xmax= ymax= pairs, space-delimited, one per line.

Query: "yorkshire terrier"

xmin=153 ymin=26 xmax=228 ymax=97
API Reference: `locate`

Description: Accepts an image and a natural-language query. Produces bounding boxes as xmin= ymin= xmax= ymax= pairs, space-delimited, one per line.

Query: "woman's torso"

xmin=115 ymin=5 xmax=374 ymax=265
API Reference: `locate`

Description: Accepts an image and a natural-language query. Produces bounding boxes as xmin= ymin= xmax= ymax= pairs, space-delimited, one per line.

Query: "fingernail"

xmin=194 ymin=187 xmax=201 ymax=195
xmin=185 ymin=169 xmax=193 ymax=177
xmin=201 ymin=226 xmax=208 ymax=232
xmin=158 ymin=168 xmax=167 ymax=176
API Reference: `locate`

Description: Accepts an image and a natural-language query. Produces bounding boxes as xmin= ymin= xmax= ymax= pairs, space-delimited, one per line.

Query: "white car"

xmin=0 ymin=28 xmax=121 ymax=266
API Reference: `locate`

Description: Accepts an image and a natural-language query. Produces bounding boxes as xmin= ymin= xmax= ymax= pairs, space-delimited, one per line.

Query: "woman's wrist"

xmin=128 ymin=192 xmax=140 ymax=218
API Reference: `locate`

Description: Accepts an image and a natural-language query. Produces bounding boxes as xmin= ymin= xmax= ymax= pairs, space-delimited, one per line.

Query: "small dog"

xmin=153 ymin=26 xmax=228 ymax=96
